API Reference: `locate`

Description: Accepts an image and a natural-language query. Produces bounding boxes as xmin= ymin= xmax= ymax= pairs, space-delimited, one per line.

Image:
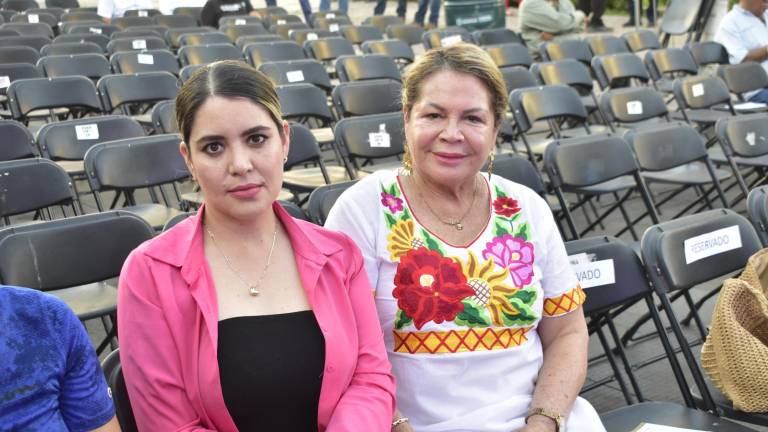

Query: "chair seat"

xmin=709 ymin=146 xmax=768 ymax=168
xmin=641 ymin=162 xmax=731 ymax=185
xmin=55 ymin=159 xmax=85 ymax=175
xmin=132 ymin=113 xmax=153 ymax=127
xmin=49 ymin=280 xmax=118 ymax=321
xmin=123 ymin=203 xmax=182 ymax=230
xmin=311 ymin=127 xmax=334 ymax=144
xmin=282 ymin=165 xmax=351 ymax=190
xmin=567 ymin=175 xmax=637 ymax=194
xmin=656 ymin=79 xmax=674 ymax=93
xmin=600 ymin=401 xmax=757 ymax=431
xmin=672 ymin=109 xmax=732 ymax=125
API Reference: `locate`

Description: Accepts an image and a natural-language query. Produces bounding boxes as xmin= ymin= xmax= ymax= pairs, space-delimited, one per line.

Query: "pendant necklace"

xmin=205 ymin=224 xmax=278 ymax=296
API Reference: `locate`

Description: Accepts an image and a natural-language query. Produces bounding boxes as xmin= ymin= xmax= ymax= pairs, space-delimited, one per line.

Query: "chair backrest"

xmin=591 ymin=53 xmax=651 ymax=90
xmin=307 ymin=180 xmax=357 ymax=225
xmin=7 ymin=75 xmax=102 ymax=119
xmin=622 ymin=29 xmax=662 ymax=52
xmin=66 ymin=23 xmax=120 ymax=37
xmin=234 ymin=34 xmax=282 ymax=50
xmin=154 ymin=13 xmax=198 ymax=28
xmin=472 ymin=28 xmax=523 ymax=46
xmin=331 ymin=78 xmax=402 ymax=118
xmin=218 ymin=15 xmax=262 ymax=27
xmin=646 ymin=48 xmax=698 ymax=79
xmin=289 ymin=28 xmax=336 ymax=47
xmin=313 ymin=16 xmax=352 ymax=32
xmin=624 ymin=122 xmax=709 ymax=171
xmin=367 ymin=15 xmax=403 ymax=33
xmin=335 ymin=54 xmax=401 ymax=82
xmin=532 ymin=58 xmax=593 ymax=92
xmin=37 ymin=53 xmax=111 ymax=80
xmin=177 ymin=43 xmax=243 ymax=66
xmin=172 ymin=6 xmax=203 ymax=22
xmin=715 ymin=112 xmax=768 ymax=159
xmin=276 ymin=83 xmax=334 ymax=125
xmin=541 ymin=38 xmax=592 ymax=65
xmin=244 ymin=40 xmax=306 ymax=66
xmin=46 ymin=0 xmax=79 ymax=8
xmin=59 ymin=11 xmax=100 ymax=22
xmin=0 ymin=22 xmax=53 ymax=38
xmin=179 ymin=32 xmax=232 ymax=46
xmin=162 ymin=211 xmax=194 ymax=231
xmin=673 ymin=74 xmax=731 ymax=110
xmin=361 ymin=39 xmax=415 ymax=64
xmin=40 ymin=41 xmax=103 ymax=56
xmin=0 ymin=119 xmax=35 ymax=160
xmin=0 ymin=62 xmax=41 ymax=97
xmin=484 ymin=42 xmax=532 ymax=68
xmin=284 ymin=122 xmax=325 ymax=168
xmin=587 ymin=35 xmax=630 ymax=56
xmin=124 ymin=8 xmax=161 ymax=17
xmin=112 ymin=15 xmax=153 ymax=30
xmin=599 ymin=86 xmax=668 ymax=124
xmin=421 ymin=27 xmax=473 ymax=49
xmin=0 ymin=158 xmax=76 ymax=219
xmin=489 ymin=153 xmax=546 ymax=196
xmin=0 ymin=45 xmax=40 ymax=65
xmin=0 ymin=35 xmax=50 ymax=51
xmin=659 ymin=0 xmax=703 ymax=37
xmin=37 ymin=115 xmax=145 ymax=161
xmin=339 ymin=24 xmax=383 ymax=45
xmin=508 ymin=84 xmax=588 ymax=133
xmin=385 ymin=23 xmax=424 ymax=46
xmin=106 ymin=35 xmax=167 ymax=54
xmin=305 ymin=37 xmax=355 ymax=63
xmin=544 ymin=134 xmax=640 ymax=188
xmin=109 ymin=49 xmax=180 ymax=76
xmin=150 ymin=100 xmax=177 ymax=134
xmin=257 ymin=59 xmax=332 ymax=93
xmin=746 ymin=186 xmax=768 ymax=247
xmin=500 ymin=66 xmax=538 ymax=92
xmin=179 ymin=64 xmax=205 ymax=83
xmin=0 ymin=211 xmax=154 ymax=290
xmin=97 ymin=71 xmax=179 ymax=114
xmin=113 ymin=26 xmax=167 ymax=38
xmin=686 ymin=41 xmax=729 ymax=67
xmin=641 ymin=208 xmax=762 ymax=294
xmin=84 ymin=134 xmax=189 ymax=192
xmin=252 ymin=5 xmax=288 ymax=18
xmin=165 ymin=26 xmax=216 ymax=48
xmin=220 ymin=23 xmax=269 ymax=43
xmin=53 ymin=33 xmax=110 ymax=51
xmin=334 ymin=112 xmax=405 ymax=161
xmin=10 ymin=11 xmax=58 ymax=28
xmin=2 ymin=0 xmax=39 ymax=11
xmin=267 ymin=13 xmax=302 ymax=29
xmin=272 ymin=22 xmax=309 ymax=40
xmin=717 ymin=62 xmax=768 ymax=99
xmin=27 ymin=7 xmax=66 ymax=20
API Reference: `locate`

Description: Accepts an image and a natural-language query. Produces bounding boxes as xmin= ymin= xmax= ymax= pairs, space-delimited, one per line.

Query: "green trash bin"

xmin=444 ymin=0 xmax=505 ymax=30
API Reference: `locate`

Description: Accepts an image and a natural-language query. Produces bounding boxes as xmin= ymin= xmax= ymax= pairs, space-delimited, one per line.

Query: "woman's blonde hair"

xmin=401 ymin=43 xmax=508 ymax=127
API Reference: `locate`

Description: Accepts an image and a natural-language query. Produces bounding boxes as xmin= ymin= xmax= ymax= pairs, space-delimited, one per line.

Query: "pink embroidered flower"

xmin=482 ymin=234 xmax=535 ymax=288
xmin=381 ymin=192 xmax=404 ymax=213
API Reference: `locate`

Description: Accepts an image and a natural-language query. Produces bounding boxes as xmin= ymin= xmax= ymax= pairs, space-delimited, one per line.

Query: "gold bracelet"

xmin=525 ymin=407 xmax=564 ymax=432
xmin=392 ymin=417 xmax=409 ymax=428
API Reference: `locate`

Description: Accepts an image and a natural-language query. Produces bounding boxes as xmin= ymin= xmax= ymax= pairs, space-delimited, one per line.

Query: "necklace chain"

xmin=417 ymin=176 xmax=479 ymax=231
xmin=204 ymin=224 xmax=278 ymax=296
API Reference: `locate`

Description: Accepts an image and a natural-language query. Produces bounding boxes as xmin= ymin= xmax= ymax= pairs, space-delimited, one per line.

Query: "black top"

xmin=217 ymin=311 xmax=325 ymax=431
xmin=200 ymin=0 xmax=253 ymax=27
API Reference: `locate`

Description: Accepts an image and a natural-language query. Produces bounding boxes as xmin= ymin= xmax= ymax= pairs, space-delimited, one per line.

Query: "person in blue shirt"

xmin=0 ymin=286 xmax=120 ymax=432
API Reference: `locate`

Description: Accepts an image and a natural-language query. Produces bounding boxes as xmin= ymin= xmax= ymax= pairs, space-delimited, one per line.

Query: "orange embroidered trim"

xmin=543 ymin=284 xmax=586 ymax=317
xmin=394 ymin=326 xmax=533 ymax=354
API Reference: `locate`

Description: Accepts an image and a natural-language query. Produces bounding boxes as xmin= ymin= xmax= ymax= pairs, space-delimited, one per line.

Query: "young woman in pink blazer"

xmin=117 ymin=60 xmax=396 ymax=432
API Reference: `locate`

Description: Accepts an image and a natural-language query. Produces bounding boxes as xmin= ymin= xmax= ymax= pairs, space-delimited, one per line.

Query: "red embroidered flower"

xmin=393 ymin=247 xmax=475 ymax=329
xmin=493 ymin=197 xmax=521 ymax=217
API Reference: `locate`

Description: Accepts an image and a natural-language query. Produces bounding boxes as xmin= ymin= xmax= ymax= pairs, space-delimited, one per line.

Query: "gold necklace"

xmin=417 ymin=176 xmax=478 ymax=231
xmin=204 ymin=224 xmax=278 ymax=296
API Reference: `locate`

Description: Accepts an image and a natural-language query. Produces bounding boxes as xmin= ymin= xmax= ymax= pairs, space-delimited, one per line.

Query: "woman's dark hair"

xmin=175 ymin=60 xmax=283 ymax=146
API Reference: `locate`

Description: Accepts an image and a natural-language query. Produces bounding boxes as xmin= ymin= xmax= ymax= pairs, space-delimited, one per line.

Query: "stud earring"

xmin=487 ymin=151 xmax=495 ymax=177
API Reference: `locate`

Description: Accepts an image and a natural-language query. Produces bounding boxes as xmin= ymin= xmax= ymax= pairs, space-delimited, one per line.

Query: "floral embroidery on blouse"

xmin=383 ymin=181 xmax=544 ymax=335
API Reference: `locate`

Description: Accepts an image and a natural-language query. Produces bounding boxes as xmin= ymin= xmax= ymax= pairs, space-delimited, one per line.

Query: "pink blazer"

xmin=117 ymin=203 xmax=396 ymax=432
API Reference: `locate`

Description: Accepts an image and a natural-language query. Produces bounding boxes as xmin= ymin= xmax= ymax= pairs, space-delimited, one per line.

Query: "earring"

xmin=283 ymin=155 xmax=288 ymax=163
xmin=402 ymin=145 xmax=413 ymax=175
xmin=487 ymin=151 xmax=495 ymax=177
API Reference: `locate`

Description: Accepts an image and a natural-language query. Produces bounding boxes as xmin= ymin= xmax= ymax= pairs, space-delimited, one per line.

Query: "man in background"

xmin=715 ymin=0 xmax=768 ymax=102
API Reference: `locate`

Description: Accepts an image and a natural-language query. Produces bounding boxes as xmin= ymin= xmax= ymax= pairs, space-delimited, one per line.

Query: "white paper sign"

xmin=89 ymin=27 xmax=102 ymax=34
xmin=75 ymin=124 xmax=99 ymax=140
xmin=441 ymin=35 xmax=463 ymax=46
xmin=684 ymin=225 xmax=742 ymax=264
xmin=326 ymin=12 xmax=336 ymax=18
xmin=632 ymin=423 xmax=710 ymax=432
xmin=27 ymin=14 xmax=39 ymax=23
xmin=306 ymin=32 xmax=318 ymax=41
xmin=329 ymin=23 xmax=339 ymax=32
xmin=627 ymin=100 xmax=643 ymax=115
xmin=571 ymin=258 xmax=616 ymax=289
xmin=691 ymin=83 xmax=704 ymax=97
xmin=286 ymin=70 xmax=304 ymax=82
xmin=138 ymin=9 xmax=148 ymax=16
xmin=235 ymin=18 xmax=246 ymax=25
xmin=369 ymin=123 xmax=391 ymax=148
xmin=137 ymin=54 xmax=154 ymax=64
xmin=277 ymin=19 xmax=286 ymax=25
xmin=132 ymin=39 xmax=147 ymax=49
xmin=0 ymin=76 xmax=10 ymax=89
xmin=747 ymin=132 xmax=756 ymax=146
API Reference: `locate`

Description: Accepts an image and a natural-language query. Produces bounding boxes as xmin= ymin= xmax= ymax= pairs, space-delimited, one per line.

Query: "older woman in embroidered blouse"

xmin=325 ymin=44 xmax=605 ymax=432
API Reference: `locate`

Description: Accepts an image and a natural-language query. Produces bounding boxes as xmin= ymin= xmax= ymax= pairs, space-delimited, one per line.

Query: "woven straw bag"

xmin=701 ymin=248 xmax=768 ymax=412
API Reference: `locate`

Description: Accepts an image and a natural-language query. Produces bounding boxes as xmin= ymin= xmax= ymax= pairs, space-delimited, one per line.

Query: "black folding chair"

xmin=339 ymin=24 xmax=383 ymax=46
xmin=335 ymin=54 xmax=401 ymax=83
xmin=747 ymin=185 xmax=768 ymax=246
xmin=0 ymin=119 xmax=35 ymax=160
xmin=106 ymin=35 xmax=167 ymax=54
xmin=97 ymin=72 xmax=179 ymax=126
xmin=472 ymin=28 xmax=523 ymax=46
xmin=40 ymin=41 xmax=103 ymax=56
xmin=220 ymin=23 xmax=269 ymax=43
xmin=6 ymin=75 xmax=102 ymax=123
xmin=154 ymin=13 xmax=198 ymax=28
xmin=177 ymin=43 xmax=243 ymax=66
xmin=150 ymin=100 xmax=177 ymax=134
xmin=587 ymin=35 xmax=630 ymax=56
xmin=385 ymin=23 xmax=423 ymax=46
xmin=0 ymin=158 xmax=79 ymax=224
xmin=717 ymin=62 xmax=768 ymax=103
xmin=244 ymin=40 xmax=306 ymax=67
xmin=109 ymin=49 xmax=180 ymax=76
xmin=306 ymin=180 xmax=357 ymax=225
xmin=421 ymin=27 xmax=473 ymax=50
xmin=361 ymin=39 xmax=415 ymax=67
xmin=622 ymin=29 xmax=662 ymax=52
xmin=712 ymin=113 xmax=768 ymax=202
xmin=331 ymin=78 xmax=402 ymax=119
xmin=333 ymin=111 xmax=405 ymax=177
xmin=484 ymin=42 xmax=532 ymax=69
xmin=179 ymin=31 xmax=231 ymax=46
xmin=591 ymin=53 xmax=652 ymax=90
xmin=37 ymin=53 xmax=111 ymax=81
xmin=257 ymin=59 xmax=332 ymax=94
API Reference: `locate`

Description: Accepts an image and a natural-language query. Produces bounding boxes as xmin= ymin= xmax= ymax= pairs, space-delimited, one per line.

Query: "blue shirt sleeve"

xmin=50 ymin=297 xmax=116 ymax=432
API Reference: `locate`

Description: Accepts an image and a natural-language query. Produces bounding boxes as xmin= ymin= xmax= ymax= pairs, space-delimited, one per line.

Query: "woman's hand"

xmin=392 ymin=421 xmax=415 ymax=432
